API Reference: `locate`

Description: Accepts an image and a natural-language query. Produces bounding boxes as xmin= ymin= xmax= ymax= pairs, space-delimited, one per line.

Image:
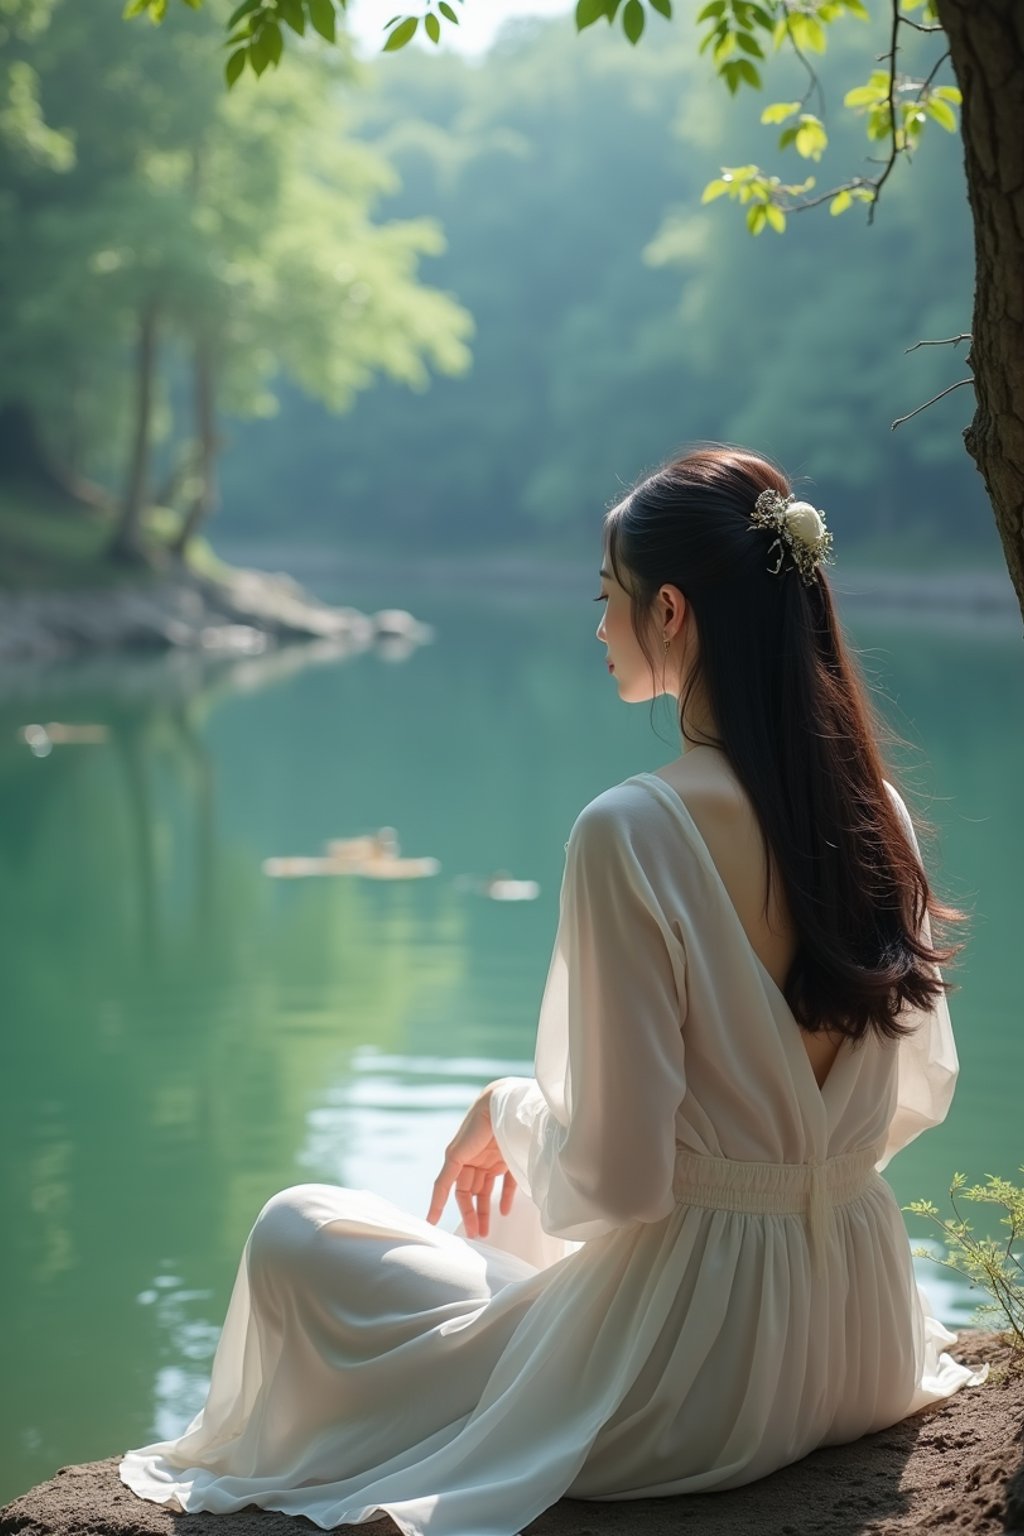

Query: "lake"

xmin=1 ymin=571 xmax=1021 ymax=1505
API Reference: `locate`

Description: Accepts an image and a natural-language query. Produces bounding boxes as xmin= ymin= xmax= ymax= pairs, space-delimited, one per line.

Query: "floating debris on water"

xmin=264 ymin=826 xmax=439 ymax=881
xmin=19 ymin=722 xmax=109 ymax=758
xmin=262 ymin=857 xmax=352 ymax=879
xmin=454 ymin=871 xmax=541 ymax=901
xmin=357 ymin=856 xmax=440 ymax=881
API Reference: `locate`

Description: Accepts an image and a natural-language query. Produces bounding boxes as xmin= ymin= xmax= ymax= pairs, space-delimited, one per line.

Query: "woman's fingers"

xmin=455 ymin=1183 xmax=479 ymax=1238
xmin=475 ymin=1172 xmax=494 ymax=1238
xmin=499 ymin=1169 xmax=517 ymax=1216
xmin=426 ymin=1152 xmax=460 ymax=1226
xmin=425 ymin=1132 xmax=511 ymax=1231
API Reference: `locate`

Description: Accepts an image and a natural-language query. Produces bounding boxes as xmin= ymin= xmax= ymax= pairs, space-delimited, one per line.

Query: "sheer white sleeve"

xmin=490 ymin=793 xmax=688 ymax=1241
xmin=875 ymin=781 xmax=960 ymax=1173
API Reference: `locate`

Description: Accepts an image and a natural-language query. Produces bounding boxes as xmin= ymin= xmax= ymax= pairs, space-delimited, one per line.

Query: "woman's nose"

xmin=596 ymin=612 xmax=606 ymax=642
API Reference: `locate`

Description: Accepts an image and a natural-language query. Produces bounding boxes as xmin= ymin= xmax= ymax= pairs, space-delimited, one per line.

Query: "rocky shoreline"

xmin=0 ymin=566 xmax=432 ymax=666
xmin=0 ymin=1331 xmax=1019 ymax=1536
xmin=0 ymin=560 xmax=1018 ymax=667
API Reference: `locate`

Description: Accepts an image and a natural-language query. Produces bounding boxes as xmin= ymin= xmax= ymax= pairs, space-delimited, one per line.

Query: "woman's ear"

xmin=659 ymin=583 xmax=687 ymax=641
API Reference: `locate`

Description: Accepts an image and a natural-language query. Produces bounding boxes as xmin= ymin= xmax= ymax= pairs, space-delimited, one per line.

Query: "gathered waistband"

xmin=672 ymin=1143 xmax=884 ymax=1279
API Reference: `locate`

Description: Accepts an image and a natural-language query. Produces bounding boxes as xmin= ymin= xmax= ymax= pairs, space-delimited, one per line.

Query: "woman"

xmin=120 ymin=446 xmax=986 ymax=1533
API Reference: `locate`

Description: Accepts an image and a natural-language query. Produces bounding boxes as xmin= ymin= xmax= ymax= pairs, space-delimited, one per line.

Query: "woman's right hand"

xmin=426 ymin=1085 xmax=518 ymax=1239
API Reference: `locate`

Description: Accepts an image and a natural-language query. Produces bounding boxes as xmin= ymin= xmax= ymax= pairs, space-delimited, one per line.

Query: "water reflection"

xmin=1 ymin=592 xmax=1021 ymax=1505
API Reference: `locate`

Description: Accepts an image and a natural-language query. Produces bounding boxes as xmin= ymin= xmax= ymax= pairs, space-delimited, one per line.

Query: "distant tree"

xmin=0 ymin=0 xmax=471 ymax=563
xmin=125 ymin=0 xmax=1024 ymax=626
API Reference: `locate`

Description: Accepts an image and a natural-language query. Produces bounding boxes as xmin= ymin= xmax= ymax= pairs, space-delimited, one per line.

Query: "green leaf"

xmin=227 ymin=0 xmax=261 ymax=27
xmin=263 ymin=18 xmax=283 ymax=62
xmin=576 ymin=0 xmax=610 ymax=28
xmin=439 ymin=1 xmax=458 ymax=19
xmin=829 ymin=188 xmax=852 ymax=215
xmin=735 ymin=30 xmax=764 ymax=57
xmin=225 ymin=45 xmax=247 ymax=85
xmin=383 ymin=14 xmax=418 ymax=48
xmin=844 ymin=82 xmax=884 ymax=108
xmin=925 ymin=96 xmax=958 ymax=132
xmin=803 ymin=15 xmax=826 ymax=51
xmin=842 ymin=0 xmax=869 ymax=15
xmin=746 ymin=203 xmax=767 ymax=235
xmin=308 ymin=0 xmax=336 ymax=41
xmin=122 ymin=0 xmax=151 ymax=17
xmin=735 ymin=57 xmax=760 ymax=87
xmin=250 ymin=28 xmax=272 ymax=71
xmin=701 ymin=177 xmax=732 ymax=202
xmin=622 ymin=0 xmax=644 ymax=43
xmin=778 ymin=125 xmax=797 ymax=150
xmin=933 ymin=85 xmax=963 ymax=104
xmin=794 ymin=114 xmax=827 ymax=159
xmin=761 ymin=100 xmax=799 ymax=125
xmin=696 ymin=0 xmax=726 ymax=18
xmin=764 ymin=203 xmax=785 ymax=233
xmin=649 ymin=0 xmax=672 ymax=18
xmin=277 ymin=0 xmax=305 ymax=34
xmin=713 ymin=30 xmax=736 ymax=62
xmin=425 ymin=10 xmax=440 ymax=42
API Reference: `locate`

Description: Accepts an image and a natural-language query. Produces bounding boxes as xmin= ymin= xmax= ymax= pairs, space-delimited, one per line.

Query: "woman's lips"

xmin=607 ymin=660 xmax=614 ymax=672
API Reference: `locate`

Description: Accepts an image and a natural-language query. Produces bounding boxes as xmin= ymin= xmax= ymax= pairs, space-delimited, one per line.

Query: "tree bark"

xmin=171 ymin=338 xmax=218 ymax=559
xmin=111 ymin=298 xmax=159 ymax=564
xmin=936 ymin=0 xmax=1024 ymax=634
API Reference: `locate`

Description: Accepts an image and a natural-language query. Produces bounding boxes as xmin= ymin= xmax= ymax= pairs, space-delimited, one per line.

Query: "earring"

xmin=663 ymin=635 xmax=671 ymax=654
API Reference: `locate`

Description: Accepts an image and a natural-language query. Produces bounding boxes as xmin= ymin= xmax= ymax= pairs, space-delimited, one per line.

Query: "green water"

xmin=1 ymin=580 xmax=1021 ymax=1505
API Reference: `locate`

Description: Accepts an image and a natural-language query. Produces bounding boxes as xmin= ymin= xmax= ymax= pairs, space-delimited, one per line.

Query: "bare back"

xmin=652 ymin=750 xmax=846 ymax=1091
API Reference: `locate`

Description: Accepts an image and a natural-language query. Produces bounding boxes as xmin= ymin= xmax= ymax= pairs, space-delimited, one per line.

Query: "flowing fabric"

xmin=120 ymin=773 xmax=986 ymax=1534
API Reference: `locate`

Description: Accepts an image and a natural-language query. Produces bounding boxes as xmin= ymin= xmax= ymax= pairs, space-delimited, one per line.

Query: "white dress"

xmin=120 ymin=772 xmax=987 ymax=1535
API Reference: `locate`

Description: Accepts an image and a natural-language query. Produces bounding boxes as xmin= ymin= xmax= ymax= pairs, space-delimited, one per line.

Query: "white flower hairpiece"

xmin=750 ymin=489 xmax=835 ymax=586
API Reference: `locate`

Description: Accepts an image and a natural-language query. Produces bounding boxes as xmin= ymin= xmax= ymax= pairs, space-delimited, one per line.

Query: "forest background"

xmin=0 ymin=0 xmax=1003 ymax=578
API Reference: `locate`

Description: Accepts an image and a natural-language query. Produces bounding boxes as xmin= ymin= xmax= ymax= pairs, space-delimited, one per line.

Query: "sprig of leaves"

xmin=382 ymin=0 xmax=462 ymax=52
xmin=905 ymin=1169 xmax=1024 ymax=1359
xmin=843 ymin=69 xmax=961 ymax=150
xmin=699 ymin=1 xmax=961 ymax=231
xmin=573 ymin=0 xmax=673 ymax=49
xmin=701 ymin=163 xmax=817 ymax=233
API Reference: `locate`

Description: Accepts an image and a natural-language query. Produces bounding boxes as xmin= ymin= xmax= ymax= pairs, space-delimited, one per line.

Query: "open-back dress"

xmin=119 ymin=772 xmax=987 ymax=1535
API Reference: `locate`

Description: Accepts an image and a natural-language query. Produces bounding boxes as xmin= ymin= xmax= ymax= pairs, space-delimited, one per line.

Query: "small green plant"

xmin=904 ymin=1169 xmax=1024 ymax=1360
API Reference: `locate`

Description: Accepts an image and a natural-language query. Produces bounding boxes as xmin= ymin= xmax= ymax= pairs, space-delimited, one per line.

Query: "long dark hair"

xmin=605 ymin=444 xmax=969 ymax=1043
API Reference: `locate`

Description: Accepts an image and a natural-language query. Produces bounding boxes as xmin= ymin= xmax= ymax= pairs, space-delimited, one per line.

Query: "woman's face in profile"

xmin=595 ymin=552 xmax=664 ymax=705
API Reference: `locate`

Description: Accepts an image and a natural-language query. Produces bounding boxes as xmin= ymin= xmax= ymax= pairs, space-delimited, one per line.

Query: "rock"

xmin=0 ymin=566 xmax=426 ymax=665
xmin=0 ymin=1333 xmax=1019 ymax=1536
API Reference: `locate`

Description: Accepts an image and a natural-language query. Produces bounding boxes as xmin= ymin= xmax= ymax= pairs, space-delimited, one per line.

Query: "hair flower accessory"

xmin=750 ymin=489 xmax=835 ymax=586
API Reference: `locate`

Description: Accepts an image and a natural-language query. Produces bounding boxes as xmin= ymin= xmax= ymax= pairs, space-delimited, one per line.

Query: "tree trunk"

xmin=171 ymin=338 xmax=218 ymax=559
xmin=111 ymin=298 xmax=159 ymax=564
xmin=936 ymin=0 xmax=1024 ymax=635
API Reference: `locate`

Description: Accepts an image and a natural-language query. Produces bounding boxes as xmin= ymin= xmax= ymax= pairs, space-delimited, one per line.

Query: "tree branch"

xmin=778 ymin=9 xmax=826 ymax=116
xmin=891 ymin=377 xmax=973 ymax=431
xmin=869 ymin=0 xmax=904 ymax=224
xmin=917 ymin=47 xmax=951 ymax=101
xmin=905 ymin=333 xmax=971 ymax=353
